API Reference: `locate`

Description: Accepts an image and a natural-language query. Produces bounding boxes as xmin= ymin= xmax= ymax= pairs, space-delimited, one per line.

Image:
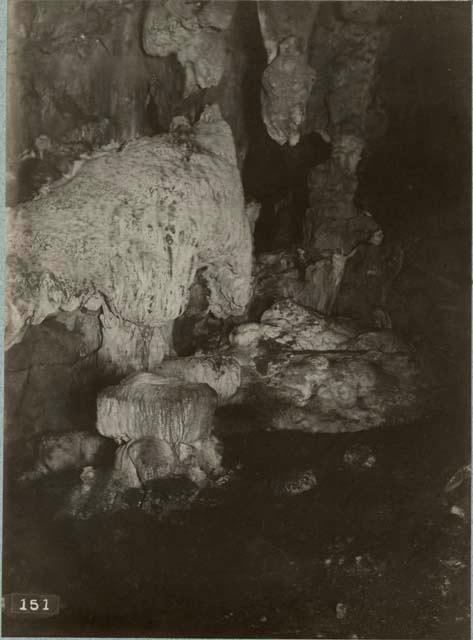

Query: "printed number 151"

xmin=19 ymin=598 xmax=50 ymax=611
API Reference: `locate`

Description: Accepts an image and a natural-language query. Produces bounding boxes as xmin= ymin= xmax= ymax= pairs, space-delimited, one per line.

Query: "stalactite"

xmin=302 ymin=2 xmax=390 ymax=315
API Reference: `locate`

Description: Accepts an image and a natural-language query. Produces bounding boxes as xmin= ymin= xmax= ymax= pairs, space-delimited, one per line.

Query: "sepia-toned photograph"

xmin=2 ymin=0 xmax=471 ymax=638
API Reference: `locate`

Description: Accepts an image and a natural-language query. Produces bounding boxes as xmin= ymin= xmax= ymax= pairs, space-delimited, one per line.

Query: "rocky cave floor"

xmin=2 ymin=392 xmax=469 ymax=639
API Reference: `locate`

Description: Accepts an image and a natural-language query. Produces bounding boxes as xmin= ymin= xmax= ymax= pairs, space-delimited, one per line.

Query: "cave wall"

xmin=6 ymin=0 xmax=258 ymax=205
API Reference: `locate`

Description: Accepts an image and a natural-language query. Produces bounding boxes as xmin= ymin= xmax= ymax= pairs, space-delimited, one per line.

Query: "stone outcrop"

xmin=257 ymin=1 xmax=319 ymax=146
xmin=6 ymin=105 xmax=253 ymax=374
xmin=97 ymin=372 xmax=222 ymax=487
xmin=221 ymin=300 xmax=429 ymax=433
xmin=143 ymin=0 xmax=236 ymax=96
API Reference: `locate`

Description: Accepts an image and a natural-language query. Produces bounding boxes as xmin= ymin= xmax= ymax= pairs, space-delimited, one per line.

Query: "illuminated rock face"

xmin=142 ymin=0 xmax=236 ymax=96
xmin=96 ymin=372 xmax=218 ymax=444
xmin=257 ymin=1 xmax=319 ymax=146
xmin=224 ymin=300 xmax=428 ymax=433
xmin=97 ymin=372 xmax=222 ymax=487
xmin=156 ymin=355 xmax=241 ymax=404
xmin=6 ymin=105 xmax=253 ymax=373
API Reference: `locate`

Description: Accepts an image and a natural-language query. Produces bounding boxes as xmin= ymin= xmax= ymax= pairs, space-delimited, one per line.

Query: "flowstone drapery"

xmin=6 ymin=105 xmax=253 ymax=374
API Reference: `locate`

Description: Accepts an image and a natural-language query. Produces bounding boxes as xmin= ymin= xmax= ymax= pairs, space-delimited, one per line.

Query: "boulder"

xmin=229 ymin=322 xmax=281 ymax=348
xmin=259 ymin=299 xmax=358 ymax=350
xmin=97 ymin=372 xmax=218 ymax=444
xmin=114 ymin=434 xmax=223 ymax=488
xmin=114 ymin=437 xmax=176 ymax=488
xmin=19 ymin=430 xmax=112 ymax=483
xmin=270 ymin=350 xmax=426 ymax=433
xmin=222 ymin=300 xmax=430 ymax=433
xmin=155 ymin=355 xmax=241 ymax=403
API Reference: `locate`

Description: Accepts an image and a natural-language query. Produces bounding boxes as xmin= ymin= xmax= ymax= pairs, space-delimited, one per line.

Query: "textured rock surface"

xmin=8 ymin=0 xmax=258 ymax=206
xmin=268 ymin=469 xmax=317 ymax=497
xmin=233 ymin=300 xmax=359 ymax=352
xmin=141 ymin=476 xmax=200 ymax=516
xmin=115 ymin=434 xmax=222 ymax=488
xmin=260 ymin=300 xmax=358 ymax=350
xmin=222 ymin=300 xmax=428 ymax=433
xmin=6 ymin=308 xmax=101 ymax=371
xmin=143 ymin=0 xmax=236 ymax=95
xmin=257 ymin=1 xmax=319 ymax=146
xmin=7 ymin=1 xmax=185 ymax=204
xmin=6 ymin=105 xmax=253 ymax=373
xmin=334 ymin=240 xmax=404 ymax=327
xmin=4 ymin=309 xmax=102 ymax=444
xmin=19 ymin=430 xmax=111 ymax=482
xmin=97 ymin=372 xmax=218 ymax=445
xmin=249 ymin=251 xmax=305 ymax=320
xmin=299 ymin=4 xmax=390 ymax=313
xmin=156 ymin=355 xmax=241 ymax=404
xmin=98 ymin=372 xmax=222 ymax=487
xmin=306 ymin=3 xmax=389 ymax=143
xmin=114 ymin=436 xmax=178 ymax=488
xmin=251 ymin=245 xmax=403 ymax=330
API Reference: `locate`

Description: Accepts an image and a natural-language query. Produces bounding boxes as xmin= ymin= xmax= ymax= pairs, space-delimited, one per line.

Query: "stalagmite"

xmin=97 ymin=372 xmax=222 ymax=486
xmin=97 ymin=372 xmax=218 ymax=444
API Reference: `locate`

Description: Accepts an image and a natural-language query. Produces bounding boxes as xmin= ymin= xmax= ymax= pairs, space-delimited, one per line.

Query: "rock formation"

xmin=97 ymin=372 xmax=222 ymax=486
xmin=19 ymin=430 xmax=112 ymax=483
xmin=4 ymin=2 xmax=437 ymax=499
xmin=143 ymin=0 xmax=236 ymax=96
xmin=222 ymin=300 xmax=428 ymax=433
xmin=97 ymin=372 xmax=218 ymax=443
xmin=156 ymin=355 xmax=241 ymax=404
xmin=4 ymin=309 xmax=103 ymax=443
xmin=301 ymin=3 xmax=390 ymax=315
xmin=6 ymin=105 xmax=253 ymax=374
xmin=257 ymin=1 xmax=319 ymax=146
xmin=7 ymin=1 xmax=184 ymax=204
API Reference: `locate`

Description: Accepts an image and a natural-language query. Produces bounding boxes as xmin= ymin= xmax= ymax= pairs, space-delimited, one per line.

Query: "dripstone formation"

xmin=5 ymin=1 xmax=435 ymax=518
xmin=6 ymin=105 xmax=253 ymax=375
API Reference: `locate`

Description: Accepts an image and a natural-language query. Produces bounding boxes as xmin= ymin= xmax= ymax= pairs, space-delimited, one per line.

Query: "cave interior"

xmin=2 ymin=1 xmax=471 ymax=638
